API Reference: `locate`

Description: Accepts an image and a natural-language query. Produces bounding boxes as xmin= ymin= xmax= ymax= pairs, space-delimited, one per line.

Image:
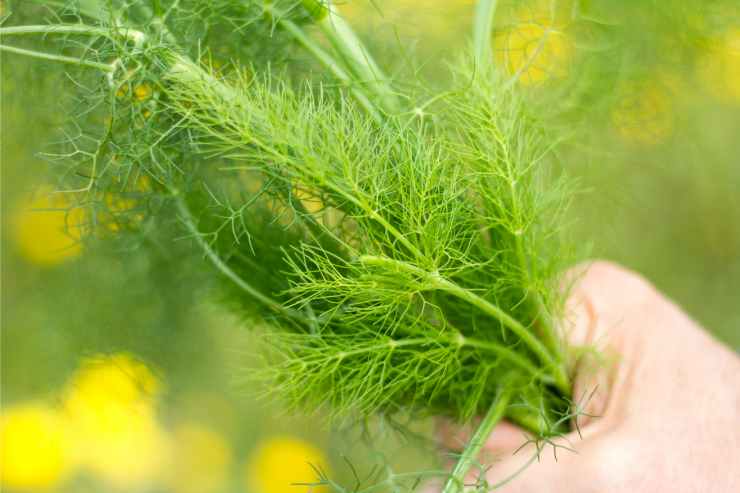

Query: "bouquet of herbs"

xmin=1 ymin=1 xmax=586 ymax=490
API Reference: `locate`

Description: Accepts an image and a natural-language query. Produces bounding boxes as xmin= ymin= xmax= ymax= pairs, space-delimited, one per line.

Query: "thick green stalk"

xmin=277 ymin=18 xmax=383 ymax=123
xmin=317 ymin=2 xmax=399 ymax=114
xmin=530 ymin=290 xmax=564 ymax=359
xmin=275 ymin=1 xmax=398 ymax=114
xmin=441 ymin=389 xmax=511 ymax=493
xmin=473 ymin=0 xmax=499 ymax=68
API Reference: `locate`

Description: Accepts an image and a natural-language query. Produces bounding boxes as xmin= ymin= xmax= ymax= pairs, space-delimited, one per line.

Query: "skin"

xmin=432 ymin=261 xmax=740 ymax=492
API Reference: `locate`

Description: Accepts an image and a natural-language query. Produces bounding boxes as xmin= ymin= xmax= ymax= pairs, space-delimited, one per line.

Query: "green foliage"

xmin=2 ymin=0 xmax=584 ymax=489
xmin=160 ymin=56 xmax=577 ymax=424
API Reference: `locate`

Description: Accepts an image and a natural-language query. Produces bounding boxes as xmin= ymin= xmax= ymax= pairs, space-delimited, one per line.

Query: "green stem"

xmin=508 ymin=193 xmax=563 ymax=364
xmin=473 ymin=0 xmax=499 ymax=69
xmin=0 ymin=44 xmax=114 ymax=71
xmin=437 ymin=279 xmax=567 ymax=393
xmin=353 ymin=197 xmax=424 ymax=260
xmin=0 ymin=24 xmax=146 ymax=44
xmin=0 ymin=25 xmax=107 ymax=36
xmin=317 ymin=2 xmax=399 ymax=114
xmin=476 ymin=0 xmax=564 ymax=373
xmin=458 ymin=337 xmax=555 ymax=386
xmin=440 ymin=279 xmax=569 ymax=394
xmin=441 ymin=389 xmax=511 ymax=493
xmin=360 ymin=255 xmax=569 ymax=393
xmin=334 ymin=331 xmax=552 ymax=385
xmin=530 ymin=291 xmax=563 ymax=359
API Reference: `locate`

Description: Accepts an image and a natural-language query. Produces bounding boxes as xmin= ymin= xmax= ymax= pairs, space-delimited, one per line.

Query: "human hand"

xmin=432 ymin=261 xmax=740 ymax=492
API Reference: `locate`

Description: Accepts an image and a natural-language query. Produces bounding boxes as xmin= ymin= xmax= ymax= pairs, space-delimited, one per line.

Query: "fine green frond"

xmin=5 ymin=0 xmax=582 ymax=463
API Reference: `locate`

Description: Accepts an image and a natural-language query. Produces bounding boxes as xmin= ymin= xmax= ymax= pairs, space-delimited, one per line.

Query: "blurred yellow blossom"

xmin=245 ymin=436 xmax=329 ymax=493
xmin=12 ymin=186 xmax=87 ymax=266
xmin=166 ymin=422 xmax=233 ymax=493
xmin=494 ymin=3 xmax=573 ymax=86
xmin=133 ymin=82 xmax=153 ymax=102
xmin=0 ymin=403 xmax=73 ymax=490
xmin=292 ymin=185 xmax=324 ymax=216
xmin=62 ymin=353 xmax=169 ymax=489
xmin=698 ymin=28 xmax=740 ymax=104
xmin=611 ymin=77 xmax=677 ymax=146
xmin=63 ymin=353 xmax=160 ymax=412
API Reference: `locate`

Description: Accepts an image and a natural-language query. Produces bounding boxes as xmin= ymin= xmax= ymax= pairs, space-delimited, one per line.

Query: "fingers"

xmin=563 ymin=260 xmax=661 ymax=350
xmin=564 ymin=289 xmax=612 ymax=429
xmin=430 ymin=261 xmax=667 ymax=492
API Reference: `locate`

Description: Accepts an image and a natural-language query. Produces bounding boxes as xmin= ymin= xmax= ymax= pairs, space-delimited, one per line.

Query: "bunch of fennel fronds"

xmin=1 ymin=1 xmax=583 ymax=490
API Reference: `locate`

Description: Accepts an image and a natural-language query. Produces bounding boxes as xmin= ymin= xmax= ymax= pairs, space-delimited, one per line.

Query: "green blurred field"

xmin=2 ymin=1 xmax=739 ymax=492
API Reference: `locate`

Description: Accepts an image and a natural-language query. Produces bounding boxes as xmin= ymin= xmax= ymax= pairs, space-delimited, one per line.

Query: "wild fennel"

xmin=2 ymin=1 xmax=581 ymax=490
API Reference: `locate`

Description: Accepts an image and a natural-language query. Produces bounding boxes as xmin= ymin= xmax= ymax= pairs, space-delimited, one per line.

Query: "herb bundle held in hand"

xmin=2 ymin=1 xmax=582 ymax=490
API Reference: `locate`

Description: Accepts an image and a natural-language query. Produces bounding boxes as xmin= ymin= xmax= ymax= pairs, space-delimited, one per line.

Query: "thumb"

xmin=562 ymin=260 xmax=662 ymax=429
xmin=431 ymin=261 xmax=656 ymax=492
xmin=483 ymin=261 xmax=656 ymax=490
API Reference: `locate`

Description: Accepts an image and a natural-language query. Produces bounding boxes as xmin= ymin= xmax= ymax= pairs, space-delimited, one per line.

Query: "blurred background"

xmin=2 ymin=0 xmax=739 ymax=492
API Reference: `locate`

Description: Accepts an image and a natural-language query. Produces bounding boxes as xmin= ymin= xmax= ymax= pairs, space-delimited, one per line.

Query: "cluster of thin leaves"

xmin=4 ymin=0 xmax=579 ymax=438
xmin=162 ymin=59 xmax=577 ymax=426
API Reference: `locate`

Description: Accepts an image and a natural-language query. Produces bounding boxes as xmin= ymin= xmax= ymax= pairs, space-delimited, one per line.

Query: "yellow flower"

xmin=697 ymin=28 xmax=740 ymax=104
xmin=62 ymin=353 xmax=169 ymax=489
xmin=133 ymin=82 xmax=154 ymax=102
xmin=611 ymin=77 xmax=676 ymax=146
xmin=63 ymin=353 xmax=160 ymax=414
xmin=245 ymin=436 xmax=329 ymax=493
xmin=11 ymin=186 xmax=87 ymax=266
xmin=494 ymin=4 xmax=573 ymax=86
xmin=292 ymin=185 xmax=326 ymax=216
xmin=0 ymin=403 xmax=73 ymax=490
xmin=78 ymin=411 xmax=170 ymax=489
xmin=166 ymin=422 xmax=233 ymax=493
